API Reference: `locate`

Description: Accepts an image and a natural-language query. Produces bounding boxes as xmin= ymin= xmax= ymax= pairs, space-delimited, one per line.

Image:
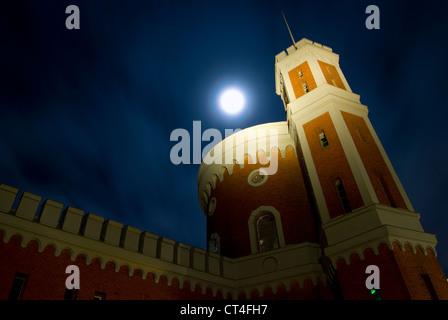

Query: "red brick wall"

xmin=0 ymin=232 xmax=214 ymax=300
xmin=257 ymin=278 xmax=333 ymax=300
xmin=391 ymin=242 xmax=448 ymax=300
xmin=341 ymin=111 xmax=407 ymax=209
xmin=303 ymin=112 xmax=364 ymax=218
xmin=207 ymin=149 xmax=318 ymax=258
xmin=0 ymin=231 xmax=332 ymax=300
xmin=317 ymin=60 xmax=346 ymax=90
xmin=335 ymin=242 xmax=448 ymax=300
xmin=336 ymin=243 xmax=410 ymax=300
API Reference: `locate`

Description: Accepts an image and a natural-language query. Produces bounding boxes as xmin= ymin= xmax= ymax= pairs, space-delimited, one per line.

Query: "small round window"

xmin=208 ymin=197 xmax=217 ymax=216
xmin=248 ymin=169 xmax=268 ymax=187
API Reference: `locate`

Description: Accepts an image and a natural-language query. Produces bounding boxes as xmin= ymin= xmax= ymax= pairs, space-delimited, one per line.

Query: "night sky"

xmin=1 ymin=0 xmax=448 ymax=275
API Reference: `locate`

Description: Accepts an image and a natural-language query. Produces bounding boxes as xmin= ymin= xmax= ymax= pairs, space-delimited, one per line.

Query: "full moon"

xmin=219 ymin=88 xmax=245 ymax=115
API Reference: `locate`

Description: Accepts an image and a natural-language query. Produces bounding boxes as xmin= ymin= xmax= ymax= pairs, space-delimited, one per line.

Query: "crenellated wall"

xmin=0 ymin=183 xmax=330 ymax=300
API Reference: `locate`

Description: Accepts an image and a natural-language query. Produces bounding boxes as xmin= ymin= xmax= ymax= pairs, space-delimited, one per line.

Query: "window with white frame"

xmin=248 ymin=206 xmax=285 ymax=254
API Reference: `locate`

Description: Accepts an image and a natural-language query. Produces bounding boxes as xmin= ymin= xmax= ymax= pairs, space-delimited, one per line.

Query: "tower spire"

xmin=281 ymin=10 xmax=296 ymax=48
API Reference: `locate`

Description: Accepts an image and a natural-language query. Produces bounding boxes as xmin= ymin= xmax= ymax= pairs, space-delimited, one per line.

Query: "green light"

xmin=371 ymin=289 xmax=376 ymax=294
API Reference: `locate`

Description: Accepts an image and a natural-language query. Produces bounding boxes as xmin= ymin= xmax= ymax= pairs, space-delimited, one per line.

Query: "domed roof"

xmin=197 ymin=121 xmax=296 ymax=214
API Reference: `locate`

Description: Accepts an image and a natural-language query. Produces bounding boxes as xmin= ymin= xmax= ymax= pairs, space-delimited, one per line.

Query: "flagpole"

xmin=281 ymin=10 xmax=296 ymax=48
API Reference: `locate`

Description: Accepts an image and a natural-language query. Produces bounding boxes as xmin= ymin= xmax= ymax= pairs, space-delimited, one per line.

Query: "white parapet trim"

xmin=323 ymin=203 xmax=438 ymax=266
xmin=101 ymin=219 xmax=123 ymax=246
xmin=16 ymin=192 xmax=41 ymax=221
xmin=81 ymin=213 xmax=104 ymax=241
xmin=0 ymin=184 xmax=19 ymax=213
xmin=61 ymin=206 xmax=84 ymax=234
xmin=121 ymin=225 xmax=141 ymax=252
xmin=158 ymin=237 xmax=176 ymax=262
xmin=140 ymin=231 xmax=158 ymax=258
xmin=38 ymin=199 xmax=64 ymax=228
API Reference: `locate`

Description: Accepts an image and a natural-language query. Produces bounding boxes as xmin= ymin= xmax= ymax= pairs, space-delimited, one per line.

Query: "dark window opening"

xmin=257 ymin=215 xmax=279 ymax=253
xmin=8 ymin=273 xmax=29 ymax=300
xmin=377 ymin=174 xmax=396 ymax=207
xmin=356 ymin=127 xmax=367 ymax=142
xmin=336 ymin=179 xmax=352 ymax=213
xmin=319 ymin=130 xmax=329 ymax=148
xmin=421 ymin=274 xmax=438 ymax=300
xmin=64 ymin=288 xmax=78 ymax=300
xmin=298 ymin=70 xmax=303 ymax=78
xmin=282 ymin=84 xmax=289 ymax=105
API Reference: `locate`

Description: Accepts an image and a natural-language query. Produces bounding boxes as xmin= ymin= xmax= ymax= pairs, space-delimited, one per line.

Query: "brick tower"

xmin=198 ymin=38 xmax=448 ymax=299
xmin=274 ymin=38 xmax=448 ymax=299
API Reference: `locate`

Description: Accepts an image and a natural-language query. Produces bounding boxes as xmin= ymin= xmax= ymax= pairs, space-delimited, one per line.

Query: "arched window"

xmin=335 ymin=178 xmax=351 ymax=213
xmin=208 ymin=233 xmax=220 ymax=254
xmin=248 ymin=206 xmax=285 ymax=254
xmin=256 ymin=214 xmax=279 ymax=253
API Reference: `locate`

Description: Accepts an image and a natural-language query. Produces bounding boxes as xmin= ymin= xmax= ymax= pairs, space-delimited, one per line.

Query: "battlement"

xmin=274 ymin=38 xmax=345 ymax=100
xmin=0 ymin=183 xmax=327 ymax=299
xmin=275 ymin=38 xmax=333 ymax=64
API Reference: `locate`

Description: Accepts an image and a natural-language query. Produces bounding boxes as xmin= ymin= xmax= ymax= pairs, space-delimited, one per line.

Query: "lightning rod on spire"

xmin=281 ymin=10 xmax=296 ymax=48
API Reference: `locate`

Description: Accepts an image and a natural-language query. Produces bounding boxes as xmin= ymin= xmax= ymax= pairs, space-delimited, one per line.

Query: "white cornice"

xmin=322 ymin=204 xmax=438 ymax=266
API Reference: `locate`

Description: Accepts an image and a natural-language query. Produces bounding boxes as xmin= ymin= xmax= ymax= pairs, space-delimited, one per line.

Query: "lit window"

xmin=335 ymin=179 xmax=351 ymax=213
xmin=298 ymin=70 xmax=303 ymax=78
xmin=319 ymin=130 xmax=329 ymax=148
xmin=257 ymin=215 xmax=279 ymax=253
xmin=8 ymin=273 xmax=28 ymax=300
xmin=303 ymin=82 xmax=309 ymax=93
